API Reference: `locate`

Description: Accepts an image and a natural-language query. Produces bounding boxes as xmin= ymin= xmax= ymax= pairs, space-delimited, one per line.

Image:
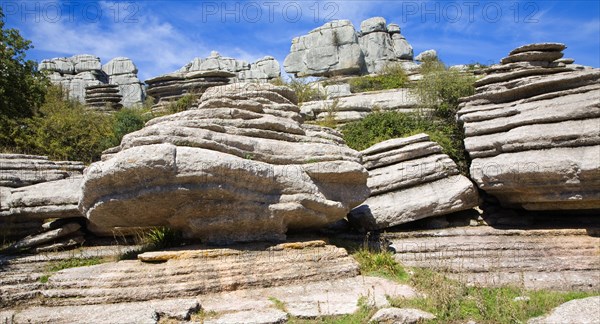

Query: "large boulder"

xmin=284 ymin=17 xmax=414 ymax=77
xmin=79 ymin=83 xmax=369 ymax=243
xmin=348 ymin=134 xmax=479 ymax=230
xmin=457 ymin=43 xmax=600 ymax=210
xmin=284 ymin=20 xmax=365 ymax=77
xmin=0 ymin=154 xmax=84 ymax=188
xmin=102 ymin=57 xmax=145 ymax=107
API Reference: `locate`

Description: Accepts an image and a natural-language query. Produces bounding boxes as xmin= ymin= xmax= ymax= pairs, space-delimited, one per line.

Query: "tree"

xmin=0 ymin=7 xmax=48 ymax=147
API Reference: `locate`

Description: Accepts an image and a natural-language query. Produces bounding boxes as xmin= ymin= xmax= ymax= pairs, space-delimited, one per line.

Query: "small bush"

xmin=353 ymin=248 xmax=409 ymax=282
xmin=112 ymin=107 xmax=152 ymax=144
xmin=271 ymin=77 xmax=324 ymax=104
xmin=349 ymin=64 xmax=408 ymax=93
xmin=144 ymin=226 xmax=182 ymax=249
xmin=166 ymin=93 xmax=197 ymax=114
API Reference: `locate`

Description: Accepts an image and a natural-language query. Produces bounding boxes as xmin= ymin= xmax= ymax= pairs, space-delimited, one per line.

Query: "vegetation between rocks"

xmin=39 ymin=257 xmax=104 ymax=283
xmin=348 ymin=64 xmax=409 ymax=93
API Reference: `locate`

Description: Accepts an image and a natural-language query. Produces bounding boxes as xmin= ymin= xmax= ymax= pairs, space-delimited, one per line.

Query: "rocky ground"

xmin=1 ymin=223 xmax=598 ymax=323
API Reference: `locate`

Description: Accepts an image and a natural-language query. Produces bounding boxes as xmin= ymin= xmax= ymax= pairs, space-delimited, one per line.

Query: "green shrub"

xmin=414 ymin=58 xmax=476 ymax=120
xmin=112 ymin=107 xmax=152 ymax=144
xmin=271 ymin=77 xmax=324 ymax=104
xmin=144 ymin=226 xmax=182 ymax=249
xmin=348 ymin=64 xmax=408 ymax=93
xmin=166 ymin=93 xmax=197 ymax=114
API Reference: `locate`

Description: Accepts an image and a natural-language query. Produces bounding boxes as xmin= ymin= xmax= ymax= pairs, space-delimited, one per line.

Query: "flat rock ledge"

xmin=348 ymin=134 xmax=479 ymax=231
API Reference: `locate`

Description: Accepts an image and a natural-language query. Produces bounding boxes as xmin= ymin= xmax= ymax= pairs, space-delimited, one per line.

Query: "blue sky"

xmin=3 ymin=0 xmax=599 ymax=81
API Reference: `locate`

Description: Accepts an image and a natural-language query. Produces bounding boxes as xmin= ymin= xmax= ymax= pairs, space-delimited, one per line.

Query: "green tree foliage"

xmin=348 ymin=64 xmax=409 ymax=93
xmin=112 ymin=107 xmax=152 ymax=144
xmin=0 ymin=7 xmax=48 ymax=147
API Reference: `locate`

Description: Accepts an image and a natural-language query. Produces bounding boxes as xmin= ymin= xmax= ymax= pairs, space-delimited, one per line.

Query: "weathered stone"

xmin=2 ymin=176 xmax=83 ymax=220
xmin=528 ymin=296 xmax=600 ymax=324
xmin=72 ymin=54 xmax=102 ymax=73
xmin=369 ymin=307 xmax=436 ymax=324
xmin=102 ymin=57 xmax=138 ymax=75
xmin=415 ymin=49 xmax=437 ymax=62
xmin=34 ymin=235 xmax=85 ymax=253
xmin=509 ymin=42 xmax=566 ymax=55
xmin=300 ymin=88 xmax=423 ymax=124
xmin=501 ymin=51 xmax=564 ymax=64
xmin=8 ymin=223 xmax=81 ymax=250
xmin=348 ymin=134 xmax=479 ymax=230
xmin=205 ymin=309 xmax=288 ymax=324
xmin=360 ymin=17 xmax=387 ymax=34
xmin=0 ymin=154 xmax=84 ymax=188
xmin=80 ymin=83 xmax=368 ymax=243
xmin=325 ymin=84 xmax=351 ymax=98
xmin=458 ymin=43 xmax=600 ymax=210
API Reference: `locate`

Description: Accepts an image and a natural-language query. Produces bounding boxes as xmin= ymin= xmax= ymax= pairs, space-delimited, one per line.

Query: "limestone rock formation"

xmin=146 ymin=52 xmax=281 ymax=113
xmin=284 ymin=17 xmax=414 ymax=77
xmin=102 ymin=57 xmax=145 ymax=107
xmin=415 ymin=49 xmax=438 ymax=62
xmin=145 ymin=70 xmax=234 ymax=114
xmin=457 ymin=43 xmax=600 ymax=210
xmin=1 ymin=176 xmax=83 ymax=220
xmin=85 ymin=84 xmax=123 ymax=112
xmin=40 ymin=55 xmax=145 ymax=108
xmin=528 ymin=296 xmax=600 ymax=324
xmin=300 ymin=88 xmax=423 ymax=124
xmin=369 ymin=307 xmax=436 ymax=324
xmin=348 ymin=134 xmax=479 ymax=231
xmin=0 ymin=154 xmax=84 ymax=188
xmin=177 ymin=51 xmax=281 ymax=82
xmin=79 ymin=83 xmax=369 ymax=243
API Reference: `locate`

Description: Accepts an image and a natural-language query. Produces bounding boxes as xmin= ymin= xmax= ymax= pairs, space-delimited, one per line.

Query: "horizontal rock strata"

xmin=457 ymin=43 xmax=600 ymax=210
xmin=80 ymin=83 xmax=369 ymax=243
xmin=348 ymin=134 xmax=479 ymax=230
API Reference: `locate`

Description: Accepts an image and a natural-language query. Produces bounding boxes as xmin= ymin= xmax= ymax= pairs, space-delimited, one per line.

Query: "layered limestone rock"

xmin=0 ymin=154 xmax=84 ymax=188
xmin=40 ymin=55 xmax=145 ymax=107
xmin=284 ymin=17 xmax=414 ymax=77
xmin=1 ymin=176 xmax=83 ymax=220
xmin=85 ymin=84 xmax=123 ymax=112
xmin=102 ymin=57 xmax=145 ymax=107
xmin=79 ymin=83 xmax=369 ymax=243
xmin=176 ymin=51 xmax=281 ymax=82
xmin=348 ymin=134 xmax=479 ymax=231
xmin=145 ymin=52 xmax=280 ymax=114
xmin=145 ymin=70 xmax=234 ymax=114
xmin=457 ymin=43 xmax=600 ymax=210
xmin=300 ymin=88 xmax=423 ymax=124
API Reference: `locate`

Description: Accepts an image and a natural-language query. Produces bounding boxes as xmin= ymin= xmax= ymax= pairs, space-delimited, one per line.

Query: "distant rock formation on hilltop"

xmin=39 ymin=55 xmax=145 ymax=110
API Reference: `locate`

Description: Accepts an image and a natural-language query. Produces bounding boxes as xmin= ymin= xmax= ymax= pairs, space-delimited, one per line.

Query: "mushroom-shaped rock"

xmin=79 ymin=83 xmax=369 ymax=244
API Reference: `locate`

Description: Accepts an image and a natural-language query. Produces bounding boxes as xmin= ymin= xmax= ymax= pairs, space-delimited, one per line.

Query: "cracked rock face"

xmin=457 ymin=42 xmax=600 ymax=210
xmin=79 ymin=83 xmax=369 ymax=243
xmin=348 ymin=134 xmax=479 ymax=230
xmin=284 ymin=17 xmax=414 ymax=77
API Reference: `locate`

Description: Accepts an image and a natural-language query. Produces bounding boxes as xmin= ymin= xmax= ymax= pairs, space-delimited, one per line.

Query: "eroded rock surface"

xmin=527 ymin=296 xmax=600 ymax=324
xmin=0 ymin=154 xmax=84 ymax=188
xmin=457 ymin=43 xmax=600 ymax=210
xmin=348 ymin=134 xmax=479 ymax=230
xmin=284 ymin=17 xmax=414 ymax=77
xmin=80 ymin=83 xmax=369 ymax=243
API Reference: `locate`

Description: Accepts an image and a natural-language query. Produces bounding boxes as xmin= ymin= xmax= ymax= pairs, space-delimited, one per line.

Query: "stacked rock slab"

xmin=145 ymin=70 xmax=234 ymax=114
xmin=178 ymin=51 xmax=281 ymax=82
xmin=300 ymin=88 xmax=423 ymax=124
xmin=85 ymin=84 xmax=123 ymax=112
xmin=284 ymin=17 xmax=414 ymax=77
xmin=80 ymin=83 xmax=369 ymax=244
xmin=348 ymin=134 xmax=479 ymax=231
xmin=40 ymin=55 xmax=144 ymax=107
xmin=0 ymin=154 xmax=84 ymax=239
xmin=457 ymin=43 xmax=600 ymax=210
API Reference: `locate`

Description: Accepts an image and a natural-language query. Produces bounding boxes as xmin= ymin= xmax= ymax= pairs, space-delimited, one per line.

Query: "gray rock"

xmin=528 ymin=296 xmax=600 ymax=324
xmin=72 ymin=54 xmax=101 ymax=73
xmin=8 ymin=223 xmax=81 ymax=250
xmin=387 ymin=23 xmax=401 ymax=34
xmin=359 ymin=27 xmax=397 ymax=74
xmin=348 ymin=134 xmax=479 ymax=231
xmin=0 ymin=153 xmax=84 ymax=188
xmin=369 ymin=307 xmax=436 ymax=323
xmin=458 ymin=43 xmax=600 ymax=210
xmin=509 ymin=42 xmax=566 ymax=55
xmin=205 ymin=309 xmax=288 ymax=324
xmin=79 ymin=83 xmax=369 ymax=243
xmin=501 ymin=51 xmax=564 ymax=64
xmin=391 ymin=33 xmax=414 ymax=60
xmin=102 ymin=57 xmax=138 ymax=75
xmin=325 ymin=84 xmax=351 ymax=98
xmin=34 ymin=235 xmax=85 ymax=253
xmin=360 ymin=17 xmax=387 ymax=34
xmin=415 ymin=49 xmax=438 ymax=62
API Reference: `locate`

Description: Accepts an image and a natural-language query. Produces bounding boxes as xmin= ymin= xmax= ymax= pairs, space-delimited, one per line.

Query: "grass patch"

xmin=288 ymin=296 xmax=376 ymax=324
xmin=39 ymin=257 xmax=104 ymax=283
xmin=389 ymin=268 xmax=599 ymax=323
xmin=348 ymin=65 xmax=409 ymax=93
xmin=269 ymin=296 xmax=288 ymax=312
xmin=118 ymin=226 xmax=183 ymax=260
xmin=353 ymin=248 xmax=408 ymax=282
xmin=271 ymin=77 xmax=325 ymax=104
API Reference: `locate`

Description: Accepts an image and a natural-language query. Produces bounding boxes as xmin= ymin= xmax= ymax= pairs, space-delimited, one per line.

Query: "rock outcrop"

xmin=300 ymin=88 xmax=423 ymax=124
xmin=284 ymin=17 xmax=414 ymax=77
xmin=40 ymin=55 xmax=145 ymax=108
xmin=79 ymin=83 xmax=369 ymax=243
xmin=0 ymin=154 xmax=84 ymax=188
xmin=457 ymin=43 xmax=600 ymax=210
xmin=348 ymin=134 xmax=479 ymax=231
xmin=528 ymin=296 xmax=600 ymax=324
xmin=85 ymin=84 xmax=123 ymax=112
xmin=145 ymin=52 xmax=281 ymax=113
